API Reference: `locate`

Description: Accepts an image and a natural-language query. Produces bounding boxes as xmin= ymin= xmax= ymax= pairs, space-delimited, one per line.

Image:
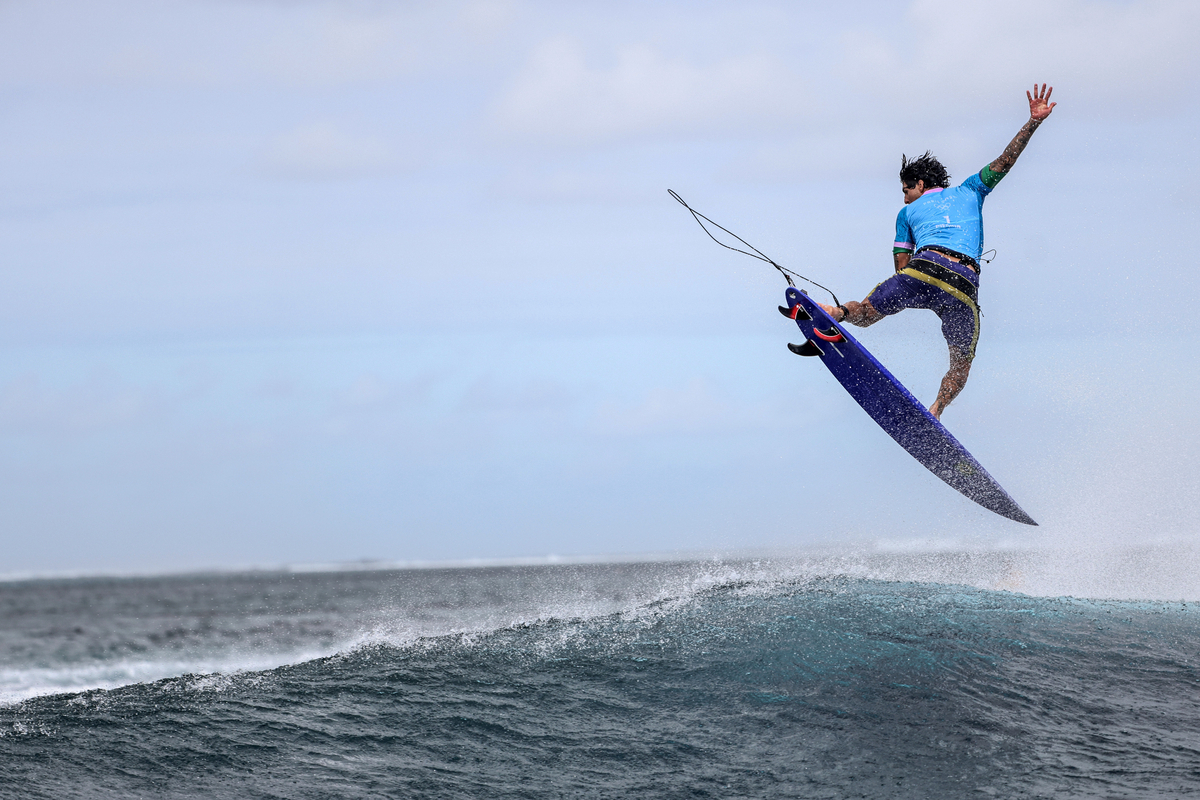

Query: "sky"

xmin=1 ymin=0 xmax=1198 ymax=575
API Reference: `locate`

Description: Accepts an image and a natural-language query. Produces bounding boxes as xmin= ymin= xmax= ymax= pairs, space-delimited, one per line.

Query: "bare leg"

xmin=928 ymin=347 xmax=973 ymax=420
xmin=818 ymin=299 xmax=885 ymax=327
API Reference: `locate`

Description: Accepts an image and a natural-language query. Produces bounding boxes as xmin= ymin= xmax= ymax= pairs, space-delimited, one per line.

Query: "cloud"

xmin=491 ymin=37 xmax=806 ymax=142
xmin=457 ymin=0 xmax=519 ymax=41
xmin=726 ymin=0 xmax=1200 ymax=181
xmin=259 ymin=7 xmax=420 ymax=87
xmin=0 ymin=372 xmax=179 ymax=435
xmin=733 ymin=128 xmax=907 ymax=182
xmin=490 ymin=164 xmax=648 ymax=202
xmin=838 ymin=0 xmax=1200 ymax=120
xmin=0 ymin=1 xmax=500 ymax=90
xmin=261 ymin=121 xmax=398 ymax=179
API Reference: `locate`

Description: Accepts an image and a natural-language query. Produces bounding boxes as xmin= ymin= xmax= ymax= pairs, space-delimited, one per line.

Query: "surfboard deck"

xmin=783 ymin=287 xmax=1036 ymax=525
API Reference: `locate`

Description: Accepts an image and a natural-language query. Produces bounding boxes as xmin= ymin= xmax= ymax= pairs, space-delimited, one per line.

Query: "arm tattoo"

xmin=990 ymin=118 xmax=1041 ymax=174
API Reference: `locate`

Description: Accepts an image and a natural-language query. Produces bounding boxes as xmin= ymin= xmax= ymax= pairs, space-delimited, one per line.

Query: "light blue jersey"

xmin=893 ymin=170 xmax=994 ymax=263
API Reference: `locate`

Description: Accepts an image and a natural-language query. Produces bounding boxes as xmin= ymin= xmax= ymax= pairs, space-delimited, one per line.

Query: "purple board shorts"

xmin=867 ymin=249 xmax=982 ymax=359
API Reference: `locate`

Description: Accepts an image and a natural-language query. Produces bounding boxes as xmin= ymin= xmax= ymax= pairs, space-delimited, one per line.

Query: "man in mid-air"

xmin=820 ymin=83 xmax=1056 ymax=419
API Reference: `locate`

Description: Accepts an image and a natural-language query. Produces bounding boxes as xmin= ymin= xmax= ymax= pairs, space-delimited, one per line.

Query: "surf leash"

xmin=669 ymin=189 xmax=840 ymax=306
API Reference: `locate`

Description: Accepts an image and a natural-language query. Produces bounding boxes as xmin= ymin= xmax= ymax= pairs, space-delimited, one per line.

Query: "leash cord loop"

xmin=669 ymin=189 xmax=840 ymax=306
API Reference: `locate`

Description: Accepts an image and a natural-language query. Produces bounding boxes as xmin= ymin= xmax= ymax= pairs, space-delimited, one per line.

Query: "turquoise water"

xmin=2 ymin=563 xmax=1199 ymax=798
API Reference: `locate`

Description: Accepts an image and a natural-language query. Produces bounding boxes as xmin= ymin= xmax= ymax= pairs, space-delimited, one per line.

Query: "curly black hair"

xmin=899 ymin=152 xmax=951 ymax=189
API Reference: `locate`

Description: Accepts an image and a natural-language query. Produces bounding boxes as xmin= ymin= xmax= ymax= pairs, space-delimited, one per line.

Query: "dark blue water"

xmin=2 ymin=562 xmax=1199 ymax=798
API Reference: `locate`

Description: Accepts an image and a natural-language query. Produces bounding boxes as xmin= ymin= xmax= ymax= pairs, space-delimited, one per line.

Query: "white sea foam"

xmin=0 ymin=648 xmax=338 ymax=706
xmin=4 ymin=542 xmax=1197 ymax=705
xmin=759 ymin=541 xmax=1200 ymax=602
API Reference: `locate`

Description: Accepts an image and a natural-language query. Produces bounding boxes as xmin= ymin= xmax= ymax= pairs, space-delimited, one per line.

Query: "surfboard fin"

xmin=778 ymin=304 xmax=812 ymax=321
xmin=787 ymin=340 xmax=824 ymax=357
xmin=812 ymin=326 xmax=846 ymax=343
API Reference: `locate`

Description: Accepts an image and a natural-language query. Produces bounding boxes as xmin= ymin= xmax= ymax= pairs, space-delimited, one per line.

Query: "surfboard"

xmin=782 ymin=286 xmax=1037 ymax=525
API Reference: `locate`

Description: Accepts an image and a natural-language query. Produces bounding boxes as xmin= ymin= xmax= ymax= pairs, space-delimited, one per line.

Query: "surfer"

xmin=819 ymin=83 xmax=1056 ymax=419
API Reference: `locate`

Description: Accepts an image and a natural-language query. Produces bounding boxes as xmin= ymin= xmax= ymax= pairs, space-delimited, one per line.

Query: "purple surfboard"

xmin=784 ymin=286 xmax=1036 ymax=525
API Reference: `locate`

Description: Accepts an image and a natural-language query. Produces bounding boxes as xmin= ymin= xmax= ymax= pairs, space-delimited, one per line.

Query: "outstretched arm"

xmin=989 ymin=83 xmax=1056 ymax=174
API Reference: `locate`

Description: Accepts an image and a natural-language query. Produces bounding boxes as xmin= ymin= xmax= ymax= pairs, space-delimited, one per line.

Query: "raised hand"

xmin=989 ymin=83 xmax=1056 ymax=174
xmin=1027 ymin=83 xmax=1056 ymax=122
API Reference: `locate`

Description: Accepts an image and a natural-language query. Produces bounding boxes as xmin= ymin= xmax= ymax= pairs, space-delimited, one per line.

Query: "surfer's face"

xmin=902 ymin=180 xmax=926 ymax=204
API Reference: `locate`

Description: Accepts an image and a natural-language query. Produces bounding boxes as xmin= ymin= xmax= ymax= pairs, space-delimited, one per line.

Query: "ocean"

xmin=2 ymin=554 xmax=1199 ymax=798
